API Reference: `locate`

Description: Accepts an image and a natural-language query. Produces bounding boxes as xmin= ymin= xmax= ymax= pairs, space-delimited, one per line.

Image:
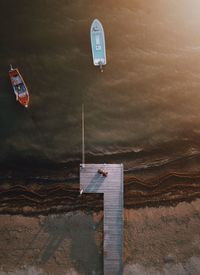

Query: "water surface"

xmin=1 ymin=0 xmax=200 ymax=166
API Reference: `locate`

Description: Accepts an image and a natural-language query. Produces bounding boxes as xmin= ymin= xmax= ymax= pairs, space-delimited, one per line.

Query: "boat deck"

xmin=90 ymin=19 xmax=106 ymax=66
xmin=80 ymin=163 xmax=123 ymax=275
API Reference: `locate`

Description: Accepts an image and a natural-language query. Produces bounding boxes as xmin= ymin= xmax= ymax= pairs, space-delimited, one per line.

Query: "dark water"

xmin=1 ymin=0 xmax=200 ymax=165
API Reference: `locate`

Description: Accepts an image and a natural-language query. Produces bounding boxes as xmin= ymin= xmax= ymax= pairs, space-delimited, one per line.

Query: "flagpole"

xmin=82 ymin=104 xmax=85 ymax=167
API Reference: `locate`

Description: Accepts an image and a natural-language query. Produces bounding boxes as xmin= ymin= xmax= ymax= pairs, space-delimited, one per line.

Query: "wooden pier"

xmin=80 ymin=163 xmax=124 ymax=275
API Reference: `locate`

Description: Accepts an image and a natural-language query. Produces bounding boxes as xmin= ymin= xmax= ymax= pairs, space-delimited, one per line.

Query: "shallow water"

xmin=1 ymin=0 xmax=200 ymax=165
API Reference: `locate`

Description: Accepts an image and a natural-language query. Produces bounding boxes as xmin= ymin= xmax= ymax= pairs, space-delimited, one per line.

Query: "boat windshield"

xmin=15 ymin=83 xmax=26 ymax=95
xmin=12 ymin=75 xmax=22 ymax=85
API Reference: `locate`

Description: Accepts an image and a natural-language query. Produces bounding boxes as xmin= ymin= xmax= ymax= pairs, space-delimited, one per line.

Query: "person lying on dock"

xmin=98 ymin=169 xmax=108 ymax=177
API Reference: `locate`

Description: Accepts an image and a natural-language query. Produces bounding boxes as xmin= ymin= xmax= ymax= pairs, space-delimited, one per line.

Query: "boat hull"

xmin=9 ymin=67 xmax=29 ymax=108
xmin=90 ymin=19 xmax=106 ymax=67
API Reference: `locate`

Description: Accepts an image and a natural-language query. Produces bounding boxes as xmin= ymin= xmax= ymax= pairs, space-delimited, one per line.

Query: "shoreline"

xmin=0 ymin=140 xmax=200 ymax=216
xmin=0 ymin=155 xmax=200 ymax=216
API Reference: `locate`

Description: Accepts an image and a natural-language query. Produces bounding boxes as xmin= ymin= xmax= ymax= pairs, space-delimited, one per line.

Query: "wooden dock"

xmin=80 ymin=163 xmax=123 ymax=275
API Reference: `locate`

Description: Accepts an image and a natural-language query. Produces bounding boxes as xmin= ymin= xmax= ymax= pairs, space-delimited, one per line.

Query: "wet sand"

xmin=1 ymin=200 xmax=200 ymax=275
xmin=1 ymin=152 xmax=200 ymax=215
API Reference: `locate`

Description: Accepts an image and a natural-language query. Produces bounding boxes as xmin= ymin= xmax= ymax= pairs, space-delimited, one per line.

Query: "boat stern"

xmin=18 ymin=94 xmax=29 ymax=108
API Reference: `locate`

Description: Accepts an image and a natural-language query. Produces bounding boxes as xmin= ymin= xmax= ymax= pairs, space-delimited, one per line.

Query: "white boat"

xmin=90 ymin=19 xmax=107 ymax=72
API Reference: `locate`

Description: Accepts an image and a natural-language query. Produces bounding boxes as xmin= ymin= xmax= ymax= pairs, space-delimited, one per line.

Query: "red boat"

xmin=9 ymin=65 xmax=29 ymax=108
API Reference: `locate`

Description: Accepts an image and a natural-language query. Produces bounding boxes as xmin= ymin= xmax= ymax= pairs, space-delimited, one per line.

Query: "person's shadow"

xmin=85 ymin=173 xmax=106 ymax=193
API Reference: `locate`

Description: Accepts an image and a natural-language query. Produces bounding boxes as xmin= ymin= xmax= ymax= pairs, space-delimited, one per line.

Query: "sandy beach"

xmin=0 ymin=199 xmax=200 ymax=274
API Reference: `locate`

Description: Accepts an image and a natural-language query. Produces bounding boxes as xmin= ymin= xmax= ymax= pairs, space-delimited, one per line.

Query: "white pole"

xmin=82 ymin=104 xmax=85 ymax=167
